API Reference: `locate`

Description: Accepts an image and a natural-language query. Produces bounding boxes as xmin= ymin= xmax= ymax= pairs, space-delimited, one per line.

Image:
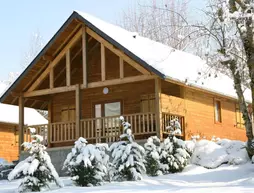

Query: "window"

xmin=214 ymin=100 xmax=222 ymax=123
xmin=61 ymin=105 xmax=75 ymax=121
xmin=94 ymin=101 xmax=122 ymax=128
xmin=141 ymin=94 xmax=155 ymax=112
xmin=235 ymin=103 xmax=245 ymax=128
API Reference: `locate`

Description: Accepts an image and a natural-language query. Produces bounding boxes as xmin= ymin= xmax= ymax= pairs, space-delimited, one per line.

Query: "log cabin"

xmin=0 ymin=83 xmax=47 ymax=162
xmin=0 ymin=11 xmax=250 ymax=165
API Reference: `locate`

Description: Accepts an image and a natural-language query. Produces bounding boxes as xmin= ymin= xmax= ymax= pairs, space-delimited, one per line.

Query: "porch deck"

xmin=23 ymin=112 xmax=185 ymax=147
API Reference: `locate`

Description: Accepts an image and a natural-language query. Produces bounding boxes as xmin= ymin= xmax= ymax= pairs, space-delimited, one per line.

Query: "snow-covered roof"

xmin=0 ymin=83 xmax=48 ymax=126
xmin=76 ymin=11 xmax=251 ymax=102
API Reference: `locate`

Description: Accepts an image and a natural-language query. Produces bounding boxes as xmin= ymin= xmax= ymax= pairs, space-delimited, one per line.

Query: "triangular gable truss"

xmin=24 ymin=25 xmax=154 ymax=98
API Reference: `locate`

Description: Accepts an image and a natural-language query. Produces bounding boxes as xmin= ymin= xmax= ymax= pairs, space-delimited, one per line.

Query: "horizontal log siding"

xmin=0 ymin=123 xmax=19 ymax=162
xmin=184 ymin=88 xmax=246 ymax=141
xmin=52 ymin=79 xmax=155 ymax=122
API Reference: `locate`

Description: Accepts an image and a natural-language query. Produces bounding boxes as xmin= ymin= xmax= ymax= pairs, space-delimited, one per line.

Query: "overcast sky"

xmin=0 ymin=0 xmax=205 ymax=81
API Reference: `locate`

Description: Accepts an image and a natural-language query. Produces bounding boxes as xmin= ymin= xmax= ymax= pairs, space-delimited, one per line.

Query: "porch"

xmin=23 ymin=111 xmax=185 ymax=147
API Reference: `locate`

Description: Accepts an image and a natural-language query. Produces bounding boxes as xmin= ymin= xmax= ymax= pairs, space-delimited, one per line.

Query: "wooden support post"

xmin=155 ymin=78 xmax=163 ymax=140
xmin=101 ymin=43 xmax=105 ymax=81
xmin=50 ymin=68 xmax=54 ymax=89
xmin=82 ymin=27 xmax=88 ymax=88
xmin=120 ymin=57 xmax=124 ymax=79
xmin=75 ymin=84 xmax=81 ymax=139
xmin=47 ymin=100 xmax=52 ymax=147
xmin=66 ymin=49 xmax=71 ymax=86
xmin=19 ymin=96 xmax=24 ymax=154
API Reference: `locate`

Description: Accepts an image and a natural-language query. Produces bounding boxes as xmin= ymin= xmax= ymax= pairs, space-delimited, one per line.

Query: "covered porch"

xmin=23 ymin=111 xmax=184 ymax=147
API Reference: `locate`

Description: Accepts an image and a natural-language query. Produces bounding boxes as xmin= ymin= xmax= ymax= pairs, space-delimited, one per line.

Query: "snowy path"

xmin=1 ymin=163 xmax=254 ymax=193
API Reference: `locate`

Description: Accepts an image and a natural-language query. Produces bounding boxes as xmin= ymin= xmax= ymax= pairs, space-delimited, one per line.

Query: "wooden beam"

xmin=24 ymin=85 xmax=76 ymax=97
xmin=66 ymin=49 xmax=71 ymax=86
xmin=155 ymin=78 xmax=163 ymax=140
xmin=120 ymin=57 xmax=124 ymax=79
xmin=30 ymin=100 xmax=38 ymax=108
xmin=86 ymin=28 xmax=150 ymax=75
xmin=84 ymin=75 xmax=156 ymax=89
xmin=11 ymin=97 xmax=18 ymax=105
xmin=53 ymin=24 xmax=82 ymax=56
xmin=75 ymin=84 xmax=80 ymax=139
xmin=82 ymin=27 xmax=88 ymax=87
xmin=19 ymin=96 xmax=24 ymax=154
xmin=47 ymin=100 xmax=52 ymax=147
xmin=27 ymin=29 xmax=82 ymax=92
xmin=42 ymin=55 xmax=54 ymax=62
xmin=101 ymin=43 xmax=105 ymax=81
xmin=50 ymin=68 xmax=54 ymax=89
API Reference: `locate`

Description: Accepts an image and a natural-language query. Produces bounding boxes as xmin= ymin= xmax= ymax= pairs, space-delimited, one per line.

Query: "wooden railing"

xmin=50 ymin=121 xmax=76 ymax=143
xmin=25 ymin=112 xmax=185 ymax=145
xmin=80 ymin=112 xmax=156 ymax=143
xmin=161 ymin=112 xmax=185 ymax=136
xmin=24 ymin=124 xmax=48 ymax=145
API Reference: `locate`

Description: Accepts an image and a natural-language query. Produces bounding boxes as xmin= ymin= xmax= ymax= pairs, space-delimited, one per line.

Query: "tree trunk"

xmin=230 ymin=61 xmax=254 ymax=155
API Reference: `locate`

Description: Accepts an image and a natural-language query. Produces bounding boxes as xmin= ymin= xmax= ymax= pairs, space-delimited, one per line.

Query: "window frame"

xmin=235 ymin=103 xmax=245 ymax=129
xmin=93 ymin=99 xmax=123 ymax=118
xmin=214 ymin=99 xmax=222 ymax=123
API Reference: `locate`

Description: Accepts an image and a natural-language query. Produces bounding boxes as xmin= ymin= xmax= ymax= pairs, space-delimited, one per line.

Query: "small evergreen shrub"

xmin=160 ymin=118 xmax=190 ymax=174
xmin=8 ymin=128 xmax=63 ymax=193
xmin=63 ymin=137 xmax=109 ymax=187
xmin=109 ymin=116 xmax=146 ymax=181
xmin=144 ymin=136 xmax=162 ymax=176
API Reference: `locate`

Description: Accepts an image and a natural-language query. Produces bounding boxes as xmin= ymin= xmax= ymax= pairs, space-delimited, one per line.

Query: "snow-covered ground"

xmin=1 ymin=163 xmax=254 ymax=193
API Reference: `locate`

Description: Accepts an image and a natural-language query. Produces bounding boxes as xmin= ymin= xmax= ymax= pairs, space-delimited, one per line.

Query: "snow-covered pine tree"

xmin=109 ymin=116 xmax=146 ymax=181
xmin=63 ymin=137 xmax=109 ymax=187
xmin=144 ymin=136 xmax=162 ymax=176
xmin=8 ymin=128 xmax=63 ymax=193
xmin=160 ymin=118 xmax=190 ymax=173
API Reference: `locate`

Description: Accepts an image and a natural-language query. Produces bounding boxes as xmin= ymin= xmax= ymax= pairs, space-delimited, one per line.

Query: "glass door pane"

xmin=105 ymin=102 xmax=121 ymax=128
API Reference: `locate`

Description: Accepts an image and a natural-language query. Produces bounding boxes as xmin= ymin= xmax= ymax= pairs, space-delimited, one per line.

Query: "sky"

xmin=0 ymin=0 xmax=205 ymax=81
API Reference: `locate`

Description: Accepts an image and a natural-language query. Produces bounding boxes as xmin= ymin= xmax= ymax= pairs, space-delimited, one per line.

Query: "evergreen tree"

xmin=144 ymin=136 xmax=162 ymax=176
xmin=63 ymin=137 xmax=109 ymax=187
xmin=160 ymin=119 xmax=190 ymax=173
xmin=8 ymin=128 xmax=63 ymax=193
xmin=109 ymin=116 xmax=146 ymax=181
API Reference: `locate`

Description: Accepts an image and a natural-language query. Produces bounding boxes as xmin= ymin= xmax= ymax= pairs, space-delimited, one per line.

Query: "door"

xmin=93 ymin=101 xmax=122 ymax=142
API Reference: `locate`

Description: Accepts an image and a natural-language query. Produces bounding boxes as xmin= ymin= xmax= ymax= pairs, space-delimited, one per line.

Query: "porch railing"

xmin=24 ymin=124 xmax=48 ymax=145
xmin=80 ymin=112 xmax=156 ymax=143
xmin=50 ymin=121 xmax=76 ymax=143
xmin=162 ymin=112 xmax=185 ymax=136
xmin=24 ymin=112 xmax=184 ymax=145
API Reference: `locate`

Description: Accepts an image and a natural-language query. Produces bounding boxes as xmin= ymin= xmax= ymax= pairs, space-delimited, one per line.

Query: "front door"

xmin=93 ymin=101 xmax=122 ymax=142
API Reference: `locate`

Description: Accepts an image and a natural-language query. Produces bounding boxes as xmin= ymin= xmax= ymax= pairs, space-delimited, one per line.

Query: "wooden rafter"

xmin=86 ymin=28 xmax=150 ymax=75
xmin=101 ymin=43 xmax=105 ymax=81
xmin=27 ymin=28 xmax=82 ymax=92
xmin=66 ymin=49 xmax=71 ymax=86
xmin=82 ymin=27 xmax=88 ymax=87
xmin=24 ymin=85 xmax=76 ymax=97
xmin=50 ymin=68 xmax=54 ymax=89
xmin=85 ymin=75 xmax=155 ymax=89
xmin=120 ymin=57 xmax=124 ymax=79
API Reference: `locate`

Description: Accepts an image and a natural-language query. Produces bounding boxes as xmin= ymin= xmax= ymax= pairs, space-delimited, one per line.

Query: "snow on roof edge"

xmin=75 ymin=10 xmax=251 ymax=103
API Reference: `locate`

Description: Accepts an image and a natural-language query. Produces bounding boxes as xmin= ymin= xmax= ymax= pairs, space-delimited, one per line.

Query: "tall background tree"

xmin=118 ymin=0 xmax=192 ymax=50
xmin=189 ymin=0 xmax=254 ymax=154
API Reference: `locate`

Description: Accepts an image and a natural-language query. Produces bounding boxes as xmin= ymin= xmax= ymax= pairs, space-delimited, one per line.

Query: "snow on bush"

xmin=160 ymin=136 xmax=190 ymax=173
xmin=184 ymin=140 xmax=196 ymax=156
xmin=63 ymin=137 xmax=109 ymax=187
xmin=191 ymin=140 xmax=228 ymax=169
xmin=217 ymin=139 xmax=249 ymax=165
xmin=8 ymin=128 xmax=63 ymax=193
xmin=159 ymin=119 xmax=190 ymax=174
xmin=144 ymin=136 xmax=162 ymax=176
xmin=109 ymin=116 xmax=146 ymax=181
